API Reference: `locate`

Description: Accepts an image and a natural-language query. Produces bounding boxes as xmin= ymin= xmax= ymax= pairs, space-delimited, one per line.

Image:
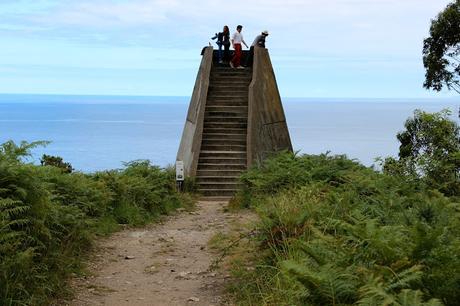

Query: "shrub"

xmin=40 ymin=154 xmax=73 ymax=173
xmin=0 ymin=141 xmax=191 ymax=305
xmin=229 ymin=152 xmax=459 ymax=306
xmin=382 ymin=109 xmax=460 ymax=197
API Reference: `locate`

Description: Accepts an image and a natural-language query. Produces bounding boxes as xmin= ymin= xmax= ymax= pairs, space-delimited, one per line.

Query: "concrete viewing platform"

xmin=177 ymin=46 xmax=292 ymax=197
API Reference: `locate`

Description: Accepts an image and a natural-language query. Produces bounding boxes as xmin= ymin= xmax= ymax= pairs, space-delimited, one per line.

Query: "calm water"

xmin=0 ymin=94 xmax=457 ymax=172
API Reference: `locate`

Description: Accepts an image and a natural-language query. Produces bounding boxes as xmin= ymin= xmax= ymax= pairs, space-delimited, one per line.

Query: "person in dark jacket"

xmin=245 ymin=30 xmax=269 ymax=67
xmin=211 ymin=25 xmax=231 ymax=63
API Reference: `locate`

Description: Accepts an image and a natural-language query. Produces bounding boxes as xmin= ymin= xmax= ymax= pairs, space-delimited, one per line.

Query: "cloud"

xmin=44 ymin=0 xmax=180 ymax=27
xmin=0 ymin=0 xmax=456 ymax=97
xmin=0 ymin=0 xmax=453 ymax=68
xmin=11 ymin=0 xmax=449 ymax=29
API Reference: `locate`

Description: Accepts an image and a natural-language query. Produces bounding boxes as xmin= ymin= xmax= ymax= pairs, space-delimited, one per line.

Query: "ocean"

xmin=0 ymin=94 xmax=457 ymax=172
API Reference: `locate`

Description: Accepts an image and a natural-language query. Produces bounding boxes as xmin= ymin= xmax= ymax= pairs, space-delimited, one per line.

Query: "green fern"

xmin=396 ymin=290 xmax=443 ymax=306
xmin=0 ymin=140 xmax=186 ymax=305
xmin=229 ymin=149 xmax=460 ymax=305
xmin=282 ymin=260 xmax=358 ymax=305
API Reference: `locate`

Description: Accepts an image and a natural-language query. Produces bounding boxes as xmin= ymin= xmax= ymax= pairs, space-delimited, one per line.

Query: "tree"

xmin=423 ymin=0 xmax=460 ymax=93
xmin=383 ymin=110 xmax=460 ymax=196
xmin=40 ymin=154 xmax=73 ymax=173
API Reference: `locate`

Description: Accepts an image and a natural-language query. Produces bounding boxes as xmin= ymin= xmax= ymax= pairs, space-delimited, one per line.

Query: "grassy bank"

xmin=228 ymin=152 xmax=459 ymax=305
xmin=0 ymin=141 xmax=194 ymax=305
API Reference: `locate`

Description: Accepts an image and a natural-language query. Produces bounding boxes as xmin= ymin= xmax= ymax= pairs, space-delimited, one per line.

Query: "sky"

xmin=0 ymin=0 xmax=456 ymax=98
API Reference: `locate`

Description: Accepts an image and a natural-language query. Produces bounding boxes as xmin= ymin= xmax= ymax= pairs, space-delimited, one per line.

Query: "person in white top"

xmin=230 ymin=25 xmax=248 ymax=69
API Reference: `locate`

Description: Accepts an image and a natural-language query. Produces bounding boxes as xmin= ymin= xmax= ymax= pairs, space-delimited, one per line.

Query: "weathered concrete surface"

xmin=247 ymin=47 xmax=292 ymax=167
xmin=176 ymin=47 xmax=213 ymax=177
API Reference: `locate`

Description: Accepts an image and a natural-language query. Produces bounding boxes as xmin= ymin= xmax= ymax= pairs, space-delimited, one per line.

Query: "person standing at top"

xmin=245 ymin=30 xmax=269 ymax=67
xmin=230 ymin=25 xmax=248 ymax=69
xmin=211 ymin=25 xmax=231 ymax=64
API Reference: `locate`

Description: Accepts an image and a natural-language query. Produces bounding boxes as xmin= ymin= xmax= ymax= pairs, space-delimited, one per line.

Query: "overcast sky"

xmin=0 ymin=0 xmax=455 ymax=98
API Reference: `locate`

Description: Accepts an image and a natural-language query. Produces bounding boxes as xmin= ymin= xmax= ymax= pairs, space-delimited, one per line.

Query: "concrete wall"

xmin=247 ymin=47 xmax=293 ymax=167
xmin=176 ymin=47 xmax=213 ymax=177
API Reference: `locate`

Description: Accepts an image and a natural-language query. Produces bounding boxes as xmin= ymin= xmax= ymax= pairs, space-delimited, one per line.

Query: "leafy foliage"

xmin=40 ymin=154 xmax=73 ymax=173
xmin=423 ymin=0 xmax=460 ymax=93
xmin=229 ymin=149 xmax=459 ymax=306
xmin=382 ymin=109 xmax=460 ymax=196
xmin=0 ymin=141 xmax=191 ymax=305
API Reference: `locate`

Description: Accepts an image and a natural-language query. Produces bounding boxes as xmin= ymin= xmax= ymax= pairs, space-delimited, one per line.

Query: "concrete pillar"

xmin=247 ymin=47 xmax=293 ymax=167
xmin=176 ymin=47 xmax=213 ymax=177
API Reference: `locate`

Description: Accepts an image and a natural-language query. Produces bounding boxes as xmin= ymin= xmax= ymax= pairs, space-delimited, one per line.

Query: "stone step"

xmin=204 ymin=116 xmax=247 ymax=123
xmin=213 ymin=67 xmax=253 ymax=72
xmin=212 ymin=69 xmax=251 ymax=73
xmin=198 ymin=182 xmax=241 ymax=190
xmin=212 ymin=67 xmax=252 ymax=72
xmin=203 ymin=122 xmax=247 ymax=129
xmin=204 ymin=111 xmax=248 ymax=118
xmin=202 ymin=133 xmax=246 ymax=140
xmin=199 ymin=150 xmax=246 ymax=158
xmin=208 ymin=85 xmax=249 ymax=93
xmin=211 ymin=69 xmax=251 ymax=74
xmin=199 ymin=189 xmax=238 ymax=197
xmin=205 ymin=105 xmax=247 ymax=113
xmin=211 ymin=75 xmax=251 ymax=80
xmin=206 ymin=100 xmax=248 ymax=107
xmin=209 ymin=80 xmax=250 ymax=85
xmin=210 ymin=76 xmax=252 ymax=82
xmin=209 ymin=85 xmax=249 ymax=90
xmin=197 ymin=169 xmax=244 ymax=177
xmin=211 ymin=71 xmax=252 ymax=76
xmin=211 ymin=81 xmax=251 ymax=86
xmin=208 ymin=90 xmax=248 ymax=96
xmin=206 ymin=92 xmax=249 ymax=104
xmin=204 ymin=59 xmax=248 ymax=193
xmin=211 ymin=75 xmax=250 ymax=80
xmin=200 ymin=144 xmax=247 ymax=151
xmin=207 ymin=94 xmax=248 ymax=100
xmin=211 ymin=68 xmax=252 ymax=72
xmin=210 ymin=81 xmax=251 ymax=86
xmin=196 ymin=176 xmax=240 ymax=183
xmin=198 ymin=157 xmax=246 ymax=164
xmin=206 ymin=95 xmax=248 ymax=100
xmin=212 ymin=68 xmax=252 ymax=72
xmin=208 ymin=83 xmax=249 ymax=92
xmin=197 ymin=163 xmax=246 ymax=170
xmin=203 ymin=127 xmax=247 ymax=134
xmin=208 ymin=89 xmax=249 ymax=94
xmin=202 ymin=138 xmax=246 ymax=146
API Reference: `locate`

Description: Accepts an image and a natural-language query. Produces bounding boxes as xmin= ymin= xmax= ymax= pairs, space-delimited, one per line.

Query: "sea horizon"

xmin=0 ymin=93 xmax=457 ymax=103
xmin=1 ymin=94 xmax=458 ymax=172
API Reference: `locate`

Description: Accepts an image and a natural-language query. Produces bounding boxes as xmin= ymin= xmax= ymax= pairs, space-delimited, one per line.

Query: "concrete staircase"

xmin=196 ymin=66 xmax=252 ymax=197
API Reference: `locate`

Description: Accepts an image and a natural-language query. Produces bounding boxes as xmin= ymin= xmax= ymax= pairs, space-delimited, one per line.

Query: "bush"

xmin=0 ymin=141 xmax=191 ymax=305
xmin=382 ymin=109 xmax=460 ymax=197
xmin=229 ymin=152 xmax=459 ymax=306
xmin=233 ymin=152 xmax=368 ymax=208
xmin=40 ymin=154 xmax=73 ymax=173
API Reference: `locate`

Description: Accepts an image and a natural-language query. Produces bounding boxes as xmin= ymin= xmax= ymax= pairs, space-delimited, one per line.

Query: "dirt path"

xmin=69 ymin=200 xmax=242 ymax=306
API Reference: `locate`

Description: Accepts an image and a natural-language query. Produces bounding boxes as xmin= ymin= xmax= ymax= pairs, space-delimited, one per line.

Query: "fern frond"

xmin=358 ymin=275 xmax=397 ymax=306
xmin=387 ymin=265 xmax=423 ymax=291
xmin=397 ymin=289 xmax=444 ymax=306
xmin=282 ymin=260 xmax=358 ymax=304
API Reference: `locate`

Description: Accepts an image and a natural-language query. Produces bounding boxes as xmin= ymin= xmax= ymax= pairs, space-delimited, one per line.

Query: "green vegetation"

xmin=382 ymin=109 xmax=460 ymax=196
xmin=0 ymin=140 xmax=194 ymax=305
xmin=228 ymin=110 xmax=460 ymax=306
xmin=40 ymin=154 xmax=74 ymax=173
xmin=423 ymin=0 xmax=460 ymax=93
